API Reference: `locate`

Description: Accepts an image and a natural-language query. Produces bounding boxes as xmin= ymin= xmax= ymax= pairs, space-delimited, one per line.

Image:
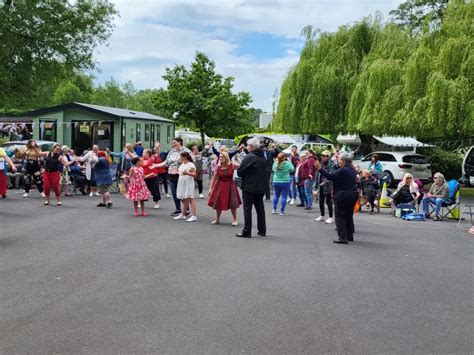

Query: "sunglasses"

xmin=322 ymin=155 xmax=329 ymax=157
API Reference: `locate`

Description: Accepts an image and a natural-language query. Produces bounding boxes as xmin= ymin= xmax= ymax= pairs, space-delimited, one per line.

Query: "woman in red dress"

xmin=208 ymin=151 xmax=241 ymax=226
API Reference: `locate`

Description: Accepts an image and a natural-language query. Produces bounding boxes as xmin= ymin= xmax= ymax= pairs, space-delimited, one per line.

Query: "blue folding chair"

xmin=441 ymin=180 xmax=460 ymax=219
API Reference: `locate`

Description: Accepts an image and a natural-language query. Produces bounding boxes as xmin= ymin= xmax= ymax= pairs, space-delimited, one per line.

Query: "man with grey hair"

xmin=236 ymin=138 xmax=268 ymax=238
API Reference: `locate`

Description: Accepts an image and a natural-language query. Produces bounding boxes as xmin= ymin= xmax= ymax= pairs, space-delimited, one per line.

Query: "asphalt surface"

xmin=1 ymin=186 xmax=473 ymax=353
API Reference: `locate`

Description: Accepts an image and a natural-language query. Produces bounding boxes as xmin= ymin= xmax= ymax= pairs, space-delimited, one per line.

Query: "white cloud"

xmin=94 ymin=0 xmax=403 ymax=111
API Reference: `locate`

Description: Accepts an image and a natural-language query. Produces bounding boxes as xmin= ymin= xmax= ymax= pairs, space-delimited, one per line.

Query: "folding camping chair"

xmin=108 ymin=162 xmax=119 ymax=194
xmin=425 ymin=179 xmax=460 ymax=219
xmin=441 ymin=180 xmax=460 ymax=219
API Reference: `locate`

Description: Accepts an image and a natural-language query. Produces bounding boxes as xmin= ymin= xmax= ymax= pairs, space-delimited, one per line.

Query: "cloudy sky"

xmin=94 ymin=0 xmax=403 ymax=111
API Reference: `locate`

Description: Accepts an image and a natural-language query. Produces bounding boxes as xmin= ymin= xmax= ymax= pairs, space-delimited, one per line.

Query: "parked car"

xmin=1 ymin=140 xmax=57 ymax=152
xmin=462 ymin=146 xmax=474 ymax=186
xmin=282 ymin=141 xmax=335 ymax=155
xmin=354 ymin=151 xmax=432 ymax=187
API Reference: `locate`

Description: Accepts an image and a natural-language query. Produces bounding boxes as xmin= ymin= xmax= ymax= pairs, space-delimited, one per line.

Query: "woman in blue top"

xmin=368 ymin=154 xmax=382 ymax=172
xmin=93 ymin=151 xmax=113 ymax=208
xmin=314 ymin=153 xmax=358 ymax=244
xmin=271 ymin=152 xmax=295 ymax=215
xmin=107 ymin=143 xmax=136 ymax=173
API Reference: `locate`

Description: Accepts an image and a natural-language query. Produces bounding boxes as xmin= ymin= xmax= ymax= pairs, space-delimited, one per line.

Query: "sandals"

xmin=43 ymin=201 xmax=49 ymax=206
xmin=211 ymin=220 xmax=220 ymax=225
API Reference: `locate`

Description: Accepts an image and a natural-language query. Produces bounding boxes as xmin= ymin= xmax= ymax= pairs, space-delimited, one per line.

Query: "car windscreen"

xmin=402 ymin=155 xmax=427 ymax=164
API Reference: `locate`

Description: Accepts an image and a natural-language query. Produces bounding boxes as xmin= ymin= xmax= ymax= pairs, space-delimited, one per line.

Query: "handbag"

xmin=118 ymin=181 xmax=126 ymax=195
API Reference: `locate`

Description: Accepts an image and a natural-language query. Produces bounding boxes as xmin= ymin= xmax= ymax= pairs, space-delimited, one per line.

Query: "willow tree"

xmin=273 ymin=20 xmax=377 ymax=136
xmin=275 ymin=0 xmax=473 ymax=140
xmin=347 ymin=24 xmax=414 ymax=135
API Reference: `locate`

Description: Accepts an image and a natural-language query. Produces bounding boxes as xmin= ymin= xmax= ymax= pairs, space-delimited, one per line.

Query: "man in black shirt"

xmin=236 ymin=138 xmax=268 ymax=238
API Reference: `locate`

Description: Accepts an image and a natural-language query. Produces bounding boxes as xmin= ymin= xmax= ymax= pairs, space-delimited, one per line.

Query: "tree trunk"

xmin=359 ymin=134 xmax=374 ymax=156
xmin=199 ymin=124 xmax=205 ymax=147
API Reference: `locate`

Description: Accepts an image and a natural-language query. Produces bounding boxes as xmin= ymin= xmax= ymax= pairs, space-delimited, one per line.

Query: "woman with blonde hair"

xmin=271 ymin=152 xmax=294 ymax=215
xmin=390 ymin=173 xmax=420 ymax=207
xmin=17 ymin=139 xmax=48 ymax=198
xmin=422 ymin=172 xmax=449 ymax=221
xmin=208 ymin=151 xmax=242 ymax=225
xmin=107 ymin=143 xmax=136 ymax=173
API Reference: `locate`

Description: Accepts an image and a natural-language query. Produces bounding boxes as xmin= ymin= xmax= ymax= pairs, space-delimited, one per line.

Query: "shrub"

xmin=424 ymin=147 xmax=463 ymax=181
xmin=185 ymin=141 xmax=203 ymax=151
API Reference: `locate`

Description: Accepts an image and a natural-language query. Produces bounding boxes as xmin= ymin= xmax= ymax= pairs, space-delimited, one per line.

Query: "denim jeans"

xmin=272 ymin=182 xmax=291 ymax=213
xmin=303 ymin=178 xmax=314 ymax=209
xmin=297 ymin=185 xmax=307 ymax=206
xmin=289 ymin=175 xmax=298 ymax=199
xmin=168 ymin=175 xmax=181 ymax=211
xmin=422 ymin=197 xmax=448 ymax=217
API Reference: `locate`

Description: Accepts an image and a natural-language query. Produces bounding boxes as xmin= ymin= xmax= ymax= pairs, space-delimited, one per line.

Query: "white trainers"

xmin=173 ymin=214 xmax=186 ymax=220
xmin=153 ymin=203 xmax=160 ymax=209
xmin=22 ymin=192 xmax=29 ymax=198
xmin=166 ymin=194 xmax=170 ymax=198
xmin=272 ymin=209 xmax=277 ymax=214
xmin=94 ymin=192 xmax=100 ymax=196
xmin=325 ymin=217 xmax=334 ymax=224
xmin=186 ymin=215 xmax=198 ymax=222
xmin=89 ymin=192 xmax=94 ymax=197
xmin=289 ymin=198 xmax=295 ymax=205
xmin=199 ymin=194 xmax=204 ymax=199
xmin=315 ymin=216 xmax=325 ymax=222
xmin=40 ymin=192 xmax=46 ymax=198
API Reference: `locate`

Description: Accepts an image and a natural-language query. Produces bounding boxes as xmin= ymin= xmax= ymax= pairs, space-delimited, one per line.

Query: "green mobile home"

xmin=28 ymin=103 xmax=175 ymax=153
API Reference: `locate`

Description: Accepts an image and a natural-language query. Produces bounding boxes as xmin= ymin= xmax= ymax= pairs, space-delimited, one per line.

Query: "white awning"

xmin=336 ymin=134 xmax=361 ymax=144
xmin=336 ymin=134 xmax=432 ymax=147
xmin=374 ymin=136 xmax=433 ymax=147
xmin=257 ymin=134 xmax=297 ymax=144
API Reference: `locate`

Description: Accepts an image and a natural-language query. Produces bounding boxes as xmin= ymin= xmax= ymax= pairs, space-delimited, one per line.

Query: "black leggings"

xmin=319 ymin=192 xmax=333 ymax=217
xmin=364 ymin=190 xmax=377 ymax=209
xmin=145 ymin=176 xmax=161 ymax=203
xmin=196 ymin=180 xmax=203 ymax=194
xmin=24 ymin=162 xmax=43 ymax=193
xmin=158 ymin=173 xmax=168 ymax=194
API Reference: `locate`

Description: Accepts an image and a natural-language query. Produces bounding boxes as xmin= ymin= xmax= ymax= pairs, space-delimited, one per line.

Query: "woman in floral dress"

xmin=125 ymin=157 xmax=151 ymax=216
xmin=208 ymin=151 xmax=241 ymax=226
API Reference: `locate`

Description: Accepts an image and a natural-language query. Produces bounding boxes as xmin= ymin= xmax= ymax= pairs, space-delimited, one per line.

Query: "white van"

xmin=462 ymin=146 xmax=474 ymax=186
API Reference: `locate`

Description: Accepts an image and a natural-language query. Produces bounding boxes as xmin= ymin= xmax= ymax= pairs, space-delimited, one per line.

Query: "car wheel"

xmin=381 ymin=170 xmax=395 ymax=188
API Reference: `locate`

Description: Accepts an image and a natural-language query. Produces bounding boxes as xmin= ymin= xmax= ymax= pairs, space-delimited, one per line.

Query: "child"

xmin=125 ymin=157 xmax=151 ymax=216
xmin=174 ymin=152 xmax=197 ymax=222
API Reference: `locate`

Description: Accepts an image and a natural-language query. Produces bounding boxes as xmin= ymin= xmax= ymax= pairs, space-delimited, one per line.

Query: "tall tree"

xmin=275 ymin=0 xmax=473 ymax=140
xmin=0 ymin=0 xmax=117 ymax=110
xmin=162 ymin=52 xmax=254 ymax=144
xmin=389 ymin=0 xmax=449 ymax=33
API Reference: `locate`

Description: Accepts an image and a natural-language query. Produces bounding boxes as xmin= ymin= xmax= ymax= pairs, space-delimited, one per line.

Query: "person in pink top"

xmin=300 ymin=150 xmax=316 ymax=212
xmin=125 ymin=157 xmax=151 ymax=216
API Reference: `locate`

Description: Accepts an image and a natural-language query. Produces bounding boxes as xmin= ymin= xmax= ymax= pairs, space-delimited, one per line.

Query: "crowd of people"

xmin=0 ymin=137 xmax=454 ymax=244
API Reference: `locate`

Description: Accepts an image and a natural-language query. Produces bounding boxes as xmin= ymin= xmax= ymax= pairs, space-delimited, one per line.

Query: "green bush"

xmin=185 ymin=141 xmax=202 ymax=150
xmin=424 ymin=147 xmax=463 ymax=181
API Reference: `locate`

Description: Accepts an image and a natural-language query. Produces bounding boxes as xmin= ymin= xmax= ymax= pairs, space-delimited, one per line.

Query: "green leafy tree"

xmin=162 ymin=52 xmax=254 ymax=144
xmin=0 ymin=0 xmax=117 ymax=110
xmin=51 ymin=73 xmax=94 ymax=105
xmin=275 ymin=0 xmax=473 ymax=142
xmin=90 ymin=78 xmax=127 ymax=108
xmin=389 ymin=0 xmax=448 ymax=33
